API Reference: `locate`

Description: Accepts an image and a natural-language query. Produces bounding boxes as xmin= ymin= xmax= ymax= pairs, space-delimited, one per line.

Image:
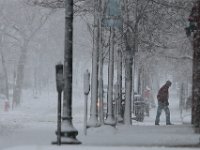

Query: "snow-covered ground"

xmin=0 ymin=89 xmax=199 ymax=150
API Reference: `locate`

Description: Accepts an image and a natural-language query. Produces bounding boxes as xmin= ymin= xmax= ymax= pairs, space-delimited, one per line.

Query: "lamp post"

xmin=191 ymin=0 xmax=200 ymax=133
xmin=30 ymin=0 xmax=81 ymax=144
xmin=60 ymin=0 xmax=81 ymax=144
xmin=102 ymin=0 xmax=122 ymax=126
xmin=186 ymin=0 xmax=200 ymax=133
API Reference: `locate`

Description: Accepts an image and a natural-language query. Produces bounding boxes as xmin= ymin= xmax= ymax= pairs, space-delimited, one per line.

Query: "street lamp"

xmin=28 ymin=0 xmax=81 ymax=144
xmin=186 ymin=0 xmax=200 ymax=132
xmin=60 ymin=0 xmax=81 ymax=144
xmin=102 ymin=0 xmax=122 ymax=126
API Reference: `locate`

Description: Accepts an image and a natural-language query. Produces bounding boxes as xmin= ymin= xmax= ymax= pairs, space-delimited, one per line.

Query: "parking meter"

xmin=83 ymin=70 xmax=90 ymax=135
xmin=56 ymin=63 xmax=64 ymax=92
xmin=84 ymin=70 xmax=90 ymax=95
xmin=54 ymin=63 xmax=64 ymax=145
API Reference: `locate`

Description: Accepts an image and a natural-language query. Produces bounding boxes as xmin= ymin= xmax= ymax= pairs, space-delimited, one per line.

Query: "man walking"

xmin=155 ymin=80 xmax=173 ymax=125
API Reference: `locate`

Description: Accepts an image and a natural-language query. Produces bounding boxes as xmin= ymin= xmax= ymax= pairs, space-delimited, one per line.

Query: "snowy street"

xmin=0 ymin=90 xmax=200 ymax=150
xmin=0 ymin=1 xmax=200 ymax=150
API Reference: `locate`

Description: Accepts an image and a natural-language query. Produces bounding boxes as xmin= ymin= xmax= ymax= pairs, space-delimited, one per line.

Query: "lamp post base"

xmin=87 ymin=115 xmax=101 ymax=127
xmin=52 ymin=137 xmax=81 ymax=145
xmin=117 ymin=115 xmax=123 ymax=123
xmin=104 ymin=115 xmax=116 ymax=126
xmin=52 ymin=119 xmax=81 ymax=145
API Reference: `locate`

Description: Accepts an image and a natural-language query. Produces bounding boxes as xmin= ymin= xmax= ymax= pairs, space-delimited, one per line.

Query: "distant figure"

xmin=185 ymin=95 xmax=192 ymax=111
xmin=143 ymin=86 xmax=156 ymax=109
xmin=4 ymin=100 xmax=10 ymax=112
xmin=143 ymin=86 xmax=151 ymax=116
xmin=155 ymin=80 xmax=173 ymax=125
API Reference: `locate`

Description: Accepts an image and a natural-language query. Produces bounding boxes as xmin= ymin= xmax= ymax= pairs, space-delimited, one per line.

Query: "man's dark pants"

xmin=155 ymin=101 xmax=171 ymax=125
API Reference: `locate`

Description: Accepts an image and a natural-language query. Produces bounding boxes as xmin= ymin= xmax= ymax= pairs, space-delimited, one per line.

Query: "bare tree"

xmin=27 ymin=0 xmax=93 ymax=15
xmin=0 ymin=1 xmax=54 ymax=107
xmin=0 ymin=34 xmax=9 ymax=100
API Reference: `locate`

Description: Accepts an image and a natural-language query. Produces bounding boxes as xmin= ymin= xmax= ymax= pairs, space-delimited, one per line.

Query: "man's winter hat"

xmin=166 ymin=80 xmax=172 ymax=86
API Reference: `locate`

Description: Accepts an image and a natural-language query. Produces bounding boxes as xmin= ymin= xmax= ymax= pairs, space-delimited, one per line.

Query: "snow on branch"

xmin=150 ymin=0 xmax=195 ymax=12
xmin=165 ymin=55 xmax=193 ymax=60
xmin=27 ymin=0 xmax=65 ymax=8
xmin=26 ymin=0 xmax=92 ymax=15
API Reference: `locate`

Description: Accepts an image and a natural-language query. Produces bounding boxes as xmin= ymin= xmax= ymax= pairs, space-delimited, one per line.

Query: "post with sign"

xmin=102 ymin=0 xmax=122 ymax=126
xmin=102 ymin=0 xmax=122 ymax=29
xmin=83 ymin=70 xmax=90 ymax=135
xmin=52 ymin=63 xmax=64 ymax=145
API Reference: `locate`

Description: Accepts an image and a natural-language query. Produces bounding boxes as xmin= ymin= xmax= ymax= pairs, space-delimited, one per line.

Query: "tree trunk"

xmin=88 ymin=0 xmax=100 ymax=127
xmin=13 ymin=41 xmax=28 ymax=107
xmin=98 ymin=0 xmax=104 ymax=125
xmin=1 ymin=53 xmax=9 ymax=100
xmin=0 ymin=35 xmax=9 ymax=100
xmin=98 ymin=24 xmax=104 ymax=125
xmin=124 ymin=50 xmax=133 ymax=125
xmin=104 ymin=27 xmax=116 ymax=126
xmin=117 ymin=47 xmax=123 ymax=122
xmin=123 ymin=0 xmax=133 ymax=125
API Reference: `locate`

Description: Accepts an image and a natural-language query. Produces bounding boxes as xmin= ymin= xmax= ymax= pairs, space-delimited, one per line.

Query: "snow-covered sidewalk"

xmin=3 ymin=146 xmax=200 ymax=150
xmin=1 ymin=116 xmax=200 ymax=149
xmin=81 ymin=124 xmax=200 ymax=147
xmin=0 ymin=90 xmax=200 ymax=150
